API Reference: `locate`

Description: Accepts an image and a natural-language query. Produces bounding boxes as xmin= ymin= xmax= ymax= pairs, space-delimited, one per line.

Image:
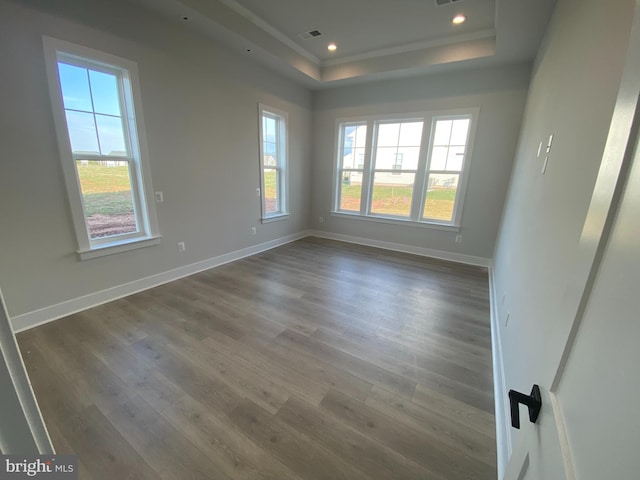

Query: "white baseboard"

xmin=488 ymin=265 xmax=511 ymax=479
xmin=308 ymin=230 xmax=492 ymax=267
xmin=11 ymin=231 xmax=311 ymax=333
xmin=11 ymin=229 xmax=491 ymax=333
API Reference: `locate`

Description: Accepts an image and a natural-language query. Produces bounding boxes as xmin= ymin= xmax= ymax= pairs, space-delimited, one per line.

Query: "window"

xmin=370 ymin=120 xmax=423 ymax=217
xmin=333 ymin=110 xmax=477 ymax=228
xmin=258 ymin=104 xmax=288 ymax=221
xmin=336 ymin=122 xmax=367 ymax=212
xmin=43 ymin=37 xmax=159 ymax=259
xmin=422 ymin=117 xmax=471 ymax=222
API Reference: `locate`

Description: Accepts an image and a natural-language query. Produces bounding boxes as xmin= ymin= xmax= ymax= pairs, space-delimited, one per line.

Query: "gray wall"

xmin=492 ymin=0 xmax=634 ymax=453
xmin=0 ymin=0 xmax=312 ymax=318
xmin=311 ymin=64 xmax=531 ymax=259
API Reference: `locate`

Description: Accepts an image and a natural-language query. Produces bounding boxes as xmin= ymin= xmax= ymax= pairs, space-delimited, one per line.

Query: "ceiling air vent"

xmin=297 ymin=29 xmax=322 ymax=40
xmin=435 ymin=0 xmax=463 ymax=6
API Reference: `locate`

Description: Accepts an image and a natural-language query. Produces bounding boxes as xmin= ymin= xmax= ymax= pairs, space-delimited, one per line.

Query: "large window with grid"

xmin=333 ymin=110 xmax=477 ymax=227
xmin=43 ymin=37 xmax=159 ymax=259
xmin=258 ymin=104 xmax=288 ymax=221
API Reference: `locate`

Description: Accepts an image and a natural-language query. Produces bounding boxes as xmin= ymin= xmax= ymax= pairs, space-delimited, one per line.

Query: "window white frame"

xmin=43 ymin=36 xmax=160 ymax=260
xmin=258 ymin=104 xmax=289 ymax=222
xmin=332 ymin=109 xmax=479 ymax=229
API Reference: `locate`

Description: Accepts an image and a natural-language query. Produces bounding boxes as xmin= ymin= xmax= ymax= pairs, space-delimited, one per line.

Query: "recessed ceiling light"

xmin=452 ymin=14 xmax=466 ymax=25
xmin=327 ymin=43 xmax=337 ymax=52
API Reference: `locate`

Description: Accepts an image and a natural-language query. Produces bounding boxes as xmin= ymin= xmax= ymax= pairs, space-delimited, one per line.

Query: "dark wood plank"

xmin=51 ymin=405 xmax=161 ymax=480
xmin=160 ymin=393 xmax=303 ymax=480
xmin=365 ymin=386 xmax=496 ymax=463
xmin=239 ymin=330 xmax=374 ymax=402
xmin=228 ymin=399 xmax=371 ymax=480
xmin=277 ymin=395 xmax=442 ymax=480
xmin=104 ymin=394 xmax=234 ymax=480
xmin=320 ymin=388 xmax=496 ymax=480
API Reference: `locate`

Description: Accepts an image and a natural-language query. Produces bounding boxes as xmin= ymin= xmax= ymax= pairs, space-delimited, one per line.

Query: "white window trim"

xmin=331 ymin=108 xmax=479 ymax=229
xmin=330 ymin=211 xmax=460 ymax=232
xmin=42 ymin=36 xmax=160 ymax=260
xmin=258 ymin=103 xmax=289 ymax=222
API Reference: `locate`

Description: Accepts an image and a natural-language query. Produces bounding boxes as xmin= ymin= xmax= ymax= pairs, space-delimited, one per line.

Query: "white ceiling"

xmin=132 ymin=0 xmax=557 ymax=88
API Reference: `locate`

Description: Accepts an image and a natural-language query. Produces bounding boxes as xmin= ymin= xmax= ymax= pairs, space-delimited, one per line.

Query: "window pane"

xmin=376 ymin=123 xmax=400 ymax=147
xmin=65 ymin=110 xmax=99 ymax=154
xmin=263 ymin=167 xmax=279 ymax=213
xmin=75 ymin=160 xmax=137 ymax=238
xmin=433 ymin=120 xmax=452 ymax=145
xmin=345 ymin=124 xmax=367 ymax=148
xmin=58 ymin=63 xmax=93 ymax=112
xmin=343 ymin=124 xmax=367 ymax=163
xmin=398 ymin=122 xmax=423 ymax=146
xmin=264 ymin=153 xmax=277 ymax=167
xmin=374 ymin=121 xmax=423 ymax=170
xmin=446 ymin=145 xmax=465 ymax=171
xmin=397 ymin=146 xmax=420 ymax=170
xmin=343 ymin=146 xmax=365 ymax=169
xmin=372 ymin=147 xmax=417 ymax=171
xmin=370 ymin=172 xmax=415 ymax=217
xmin=430 ymin=146 xmax=448 ymax=171
xmin=374 ymin=146 xmax=398 ymax=169
xmin=339 ymin=171 xmax=362 ymax=211
xmin=96 ymin=114 xmax=127 ymax=156
xmin=264 ymin=139 xmax=278 ymax=159
xmin=423 ymin=173 xmax=459 ymax=222
xmin=89 ymin=70 xmax=121 ymax=116
xmin=263 ymin=116 xmax=276 ymax=143
xmin=450 ymin=118 xmax=470 ymax=145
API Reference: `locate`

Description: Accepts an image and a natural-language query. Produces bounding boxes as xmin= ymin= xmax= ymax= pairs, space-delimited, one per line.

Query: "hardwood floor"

xmin=18 ymin=237 xmax=496 ymax=479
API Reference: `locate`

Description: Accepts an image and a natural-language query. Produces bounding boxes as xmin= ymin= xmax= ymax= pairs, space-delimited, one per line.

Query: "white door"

xmin=504 ymin=9 xmax=640 ymax=478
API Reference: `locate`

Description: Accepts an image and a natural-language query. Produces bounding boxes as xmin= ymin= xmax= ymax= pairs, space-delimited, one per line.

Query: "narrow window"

xmin=422 ymin=116 xmax=471 ymax=223
xmin=259 ymin=105 xmax=288 ymax=220
xmin=43 ymin=37 xmax=159 ymax=259
xmin=336 ymin=122 xmax=367 ymax=213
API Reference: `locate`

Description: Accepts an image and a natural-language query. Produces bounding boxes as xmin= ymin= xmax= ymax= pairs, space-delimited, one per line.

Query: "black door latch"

xmin=508 ymin=384 xmax=542 ymax=429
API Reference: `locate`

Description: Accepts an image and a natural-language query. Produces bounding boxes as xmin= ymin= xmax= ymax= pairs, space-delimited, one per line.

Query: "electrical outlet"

xmin=256 ymin=188 xmax=261 ymax=197
xmin=155 ymin=191 xmax=164 ymax=203
xmin=455 ymin=234 xmax=463 ymax=244
xmin=251 ymin=227 xmax=257 ymax=235
xmin=177 ymin=242 xmax=185 ymax=253
xmin=319 ymin=216 xmax=324 ymax=224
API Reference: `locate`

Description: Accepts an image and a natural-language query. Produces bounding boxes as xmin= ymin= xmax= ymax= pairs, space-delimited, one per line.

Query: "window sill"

xmin=78 ymin=235 xmax=162 ymax=260
xmin=261 ymin=213 xmax=290 ymax=224
xmin=330 ymin=212 xmax=460 ymax=232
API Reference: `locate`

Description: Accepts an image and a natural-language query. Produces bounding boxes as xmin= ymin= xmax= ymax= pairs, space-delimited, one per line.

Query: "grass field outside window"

xmin=76 ymin=162 xmax=136 ymax=238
